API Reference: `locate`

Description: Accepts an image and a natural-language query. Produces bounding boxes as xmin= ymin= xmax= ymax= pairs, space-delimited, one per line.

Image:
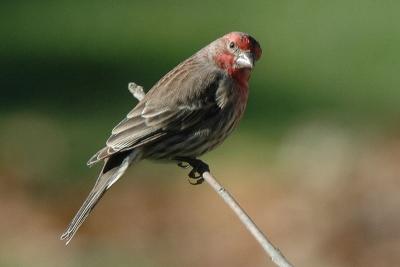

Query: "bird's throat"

xmin=215 ymin=53 xmax=250 ymax=90
xmin=230 ymin=68 xmax=251 ymax=91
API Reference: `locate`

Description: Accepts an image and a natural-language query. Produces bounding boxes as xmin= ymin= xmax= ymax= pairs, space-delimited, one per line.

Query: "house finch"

xmin=61 ymin=32 xmax=262 ymax=244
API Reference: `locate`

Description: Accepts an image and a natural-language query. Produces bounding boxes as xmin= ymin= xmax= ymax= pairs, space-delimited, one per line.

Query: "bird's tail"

xmin=60 ymin=149 xmax=142 ymax=245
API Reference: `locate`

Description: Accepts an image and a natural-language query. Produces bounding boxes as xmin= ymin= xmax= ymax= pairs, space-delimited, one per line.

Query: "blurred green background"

xmin=1 ymin=1 xmax=400 ymax=266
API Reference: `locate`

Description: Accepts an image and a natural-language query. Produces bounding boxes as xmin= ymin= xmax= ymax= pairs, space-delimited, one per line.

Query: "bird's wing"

xmin=88 ymin=58 xmax=225 ymax=165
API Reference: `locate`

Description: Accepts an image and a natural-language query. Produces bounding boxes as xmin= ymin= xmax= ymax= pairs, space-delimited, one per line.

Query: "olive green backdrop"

xmin=1 ymin=1 xmax=399 ymax=266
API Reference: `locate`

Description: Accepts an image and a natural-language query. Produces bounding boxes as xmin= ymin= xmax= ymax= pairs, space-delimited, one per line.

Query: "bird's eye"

xmin=229 ymin=42 xmax=236 ymax=49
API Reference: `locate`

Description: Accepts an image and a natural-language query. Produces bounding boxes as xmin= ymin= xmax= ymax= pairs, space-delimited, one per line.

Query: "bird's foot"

xmin=188 ymin=170 xmax=204 ymax=185
xmin=177 ymin=161 xmax=190 ymax=169
xmin=175 ymin=157 xmax=209 ymax=185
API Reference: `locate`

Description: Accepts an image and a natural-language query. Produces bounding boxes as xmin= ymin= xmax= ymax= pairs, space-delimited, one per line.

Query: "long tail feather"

xmin=60 ymin=149 xmax=141 ymax=245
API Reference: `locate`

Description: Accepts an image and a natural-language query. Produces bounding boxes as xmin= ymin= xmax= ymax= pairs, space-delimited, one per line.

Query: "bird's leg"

xmin=175 ymin=157 xmax=210 ymax=185
xmin=128 ymin=82 xmax=145 ymax=101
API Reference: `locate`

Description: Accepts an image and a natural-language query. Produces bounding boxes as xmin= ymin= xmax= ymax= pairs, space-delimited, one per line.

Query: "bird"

xmin=60 ymin=31 xmax=262 ymax=244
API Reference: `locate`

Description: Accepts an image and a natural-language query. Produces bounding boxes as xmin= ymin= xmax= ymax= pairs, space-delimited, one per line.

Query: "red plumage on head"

xmin=225 ymin=32 xmax=262 ymax=60
xmin=213 ymin=32 xmax=262 ymax=89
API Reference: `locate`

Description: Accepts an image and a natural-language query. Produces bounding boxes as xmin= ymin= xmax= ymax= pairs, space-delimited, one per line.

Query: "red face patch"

xmin=226 ymin=32 xmax=262 ymax=60
xmin=215 ymin=53 xmax=235 ymax=73
xmin=214 ymin=32 xmax=262 ymax=89
xmin=215 ymin=52 xmax=251 ymax=89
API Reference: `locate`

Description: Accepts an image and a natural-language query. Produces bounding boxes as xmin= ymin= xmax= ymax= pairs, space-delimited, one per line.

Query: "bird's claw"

xmin=186 ymin=168 xmax=203 ymax=185
xmin=175 ymin=157 xmax=208 ymax=186
xmin=188 ymin=168 xmax=201 ymax=179
xmin=186 ymin=166 xmax=204 ymax=185
xmin=177 ymin=162 xmax=190 ymax=169
xmin=188 ymin=176 xmax=204 ymax=185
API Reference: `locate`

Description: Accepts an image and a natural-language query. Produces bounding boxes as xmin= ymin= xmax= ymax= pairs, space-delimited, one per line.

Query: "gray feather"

xmin=61 ymin=149 xmax=142 ymax=245
xmin=87 ymin=56 xmax=225 ymax=165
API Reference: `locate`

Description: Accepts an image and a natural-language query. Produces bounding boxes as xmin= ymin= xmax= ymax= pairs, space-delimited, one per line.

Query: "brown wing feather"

xmin=88 ymin=53 xmax=225 ymax=166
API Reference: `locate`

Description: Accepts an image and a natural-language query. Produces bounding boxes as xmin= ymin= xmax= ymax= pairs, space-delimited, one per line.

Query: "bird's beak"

xmin=236 ymin=52 xmax=254 ymax=69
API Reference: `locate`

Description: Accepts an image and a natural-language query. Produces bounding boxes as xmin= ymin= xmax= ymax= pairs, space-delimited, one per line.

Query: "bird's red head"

xmin=225 ymin=32 xmax=262 ymax=61
xmin=214 ymin=32 xmax=262 ymax=88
